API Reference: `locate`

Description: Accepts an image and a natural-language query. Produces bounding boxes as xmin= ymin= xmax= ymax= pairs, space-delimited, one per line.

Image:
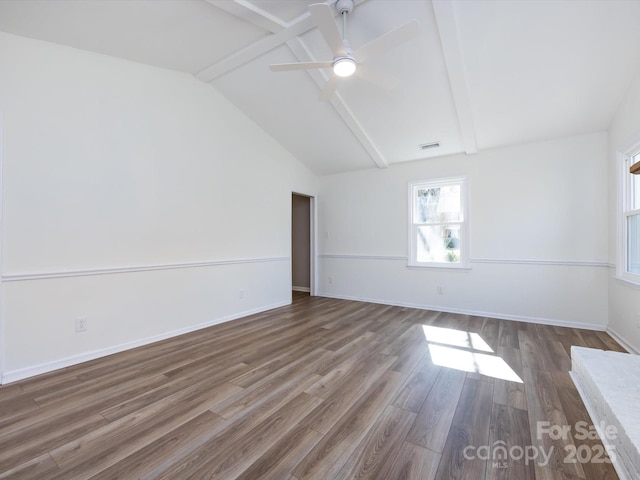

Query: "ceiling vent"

xmin=419 ymin=142 xmax=440 ymax=150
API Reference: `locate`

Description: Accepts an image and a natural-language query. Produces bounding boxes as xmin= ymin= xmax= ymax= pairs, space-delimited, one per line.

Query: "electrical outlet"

xmin=328 ymin=276 xmax=333 ymax=284
xmin=437 ymin=286 xmax=444 ymax=294
xmin=239 ymin=289 xmax=245 ymax=299
xmin=75 ymin=317 xmax=88 ymax=333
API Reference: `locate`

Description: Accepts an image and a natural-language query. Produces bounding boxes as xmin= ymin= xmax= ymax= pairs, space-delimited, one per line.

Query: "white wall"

xmin=0 ymin=32 xmax=317 ymax=382
xmin=319 ymin=132 xmax=609 ymax=329
xmin=0 ymin=28 xmax=627 ymax=382
xmin=607 ymin=67 xmax=640 ymax=354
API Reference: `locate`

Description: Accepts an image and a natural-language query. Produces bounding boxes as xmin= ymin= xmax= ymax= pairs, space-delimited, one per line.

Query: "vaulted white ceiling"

xmin=2 ymin=0 xmax=640 ymax=175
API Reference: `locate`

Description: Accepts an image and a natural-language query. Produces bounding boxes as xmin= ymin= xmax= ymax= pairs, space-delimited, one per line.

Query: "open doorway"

xmin=291 ymin=193 xmax=315 ymax=297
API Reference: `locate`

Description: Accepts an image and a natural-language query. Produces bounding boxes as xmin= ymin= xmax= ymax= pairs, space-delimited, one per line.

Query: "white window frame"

xmin=408 ymin=176 xmax=470 ymax=269
xmin=617 ymin=140 xmax=640 ymax=286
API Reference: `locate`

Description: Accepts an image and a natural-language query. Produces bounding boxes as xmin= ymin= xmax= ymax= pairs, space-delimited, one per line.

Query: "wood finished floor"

xmin=0 ymin=292 xmax=625 ymax=479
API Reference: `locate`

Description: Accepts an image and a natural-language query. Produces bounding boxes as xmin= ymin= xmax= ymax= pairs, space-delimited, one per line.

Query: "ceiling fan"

xmin=269 ymin=0 xmax=420 ymax=100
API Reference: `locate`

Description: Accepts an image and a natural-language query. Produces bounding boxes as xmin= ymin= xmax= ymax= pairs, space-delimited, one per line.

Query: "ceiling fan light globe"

xmin=333 ymin=57 xmax=356 ymax=77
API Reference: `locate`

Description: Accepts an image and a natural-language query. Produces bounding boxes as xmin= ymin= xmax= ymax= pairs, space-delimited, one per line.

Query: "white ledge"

xmin=571 ymin=347 xmax=640 ymax=480
xmin=471 ymin=257 xmax=611 ymax=267
xmin=319 ymin=254 xmax=408 ymax=261
xmin=1 ymin=256 xmax=289 ymax=282
xmin=319 ymin=254 xmax=610 ymax=267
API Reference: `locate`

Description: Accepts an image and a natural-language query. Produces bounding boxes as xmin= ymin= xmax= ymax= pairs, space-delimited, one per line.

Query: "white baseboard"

xmin=1 ymin=301 xmax=289 ymax=384
xmin=316 ymin=292 xmax=608 ymax=332
xmin=606 ymin=327 xmax=640 ymax=354
xmin=292 ymin=286 xmax=311 ymax=292
xmin=6 ymin=293 xmax=622 ymax=384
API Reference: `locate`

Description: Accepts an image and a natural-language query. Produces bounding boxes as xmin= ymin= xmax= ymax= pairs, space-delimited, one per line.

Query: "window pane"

xmin=628 ymin=214 xmax=640 ymax=274
xmin=417 ymin=225 xmax=460 ymax=263
xmin=415 ymin=185 xmax=461 ymax=223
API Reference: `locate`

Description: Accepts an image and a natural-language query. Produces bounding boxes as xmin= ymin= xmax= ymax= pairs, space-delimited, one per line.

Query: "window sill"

xmin=615 ymin=275 xmax=640 ymax=290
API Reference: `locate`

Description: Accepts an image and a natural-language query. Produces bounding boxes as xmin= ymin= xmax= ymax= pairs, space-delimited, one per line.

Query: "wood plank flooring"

xmin=0 ymin=292 xmax=625 ymax=479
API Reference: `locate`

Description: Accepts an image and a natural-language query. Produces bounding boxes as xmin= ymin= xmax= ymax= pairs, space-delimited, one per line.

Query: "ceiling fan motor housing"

xmin=335 ymin=0 xmax=354 ymax=15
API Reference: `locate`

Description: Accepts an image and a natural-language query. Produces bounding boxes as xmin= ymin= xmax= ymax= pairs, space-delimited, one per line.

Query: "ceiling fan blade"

xmin=269 ymin=61 xmax=333 ymax=72
xmin=310 ymin=3 xmax=347 ymax=57
xmin=356 ymin=65 xmax=400 ymax=90
xmin=355 ymin=19 xmax=421 ymax=63
xmin=319 ymin=74 xmax=340 ymax=100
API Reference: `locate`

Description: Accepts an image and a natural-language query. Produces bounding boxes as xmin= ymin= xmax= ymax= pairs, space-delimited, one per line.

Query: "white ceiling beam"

xmin=199 ymin=0 xmax=387 ymax=168
xmin=195 ymin=7 xmax=314 ymax=82
xmin=286 ymin=38 xmax=388 ymax=168
xmin=432 ymin=0 xmax=478 ymax=155
xmin=198 ymin=1 xmax=368 ymax=82
xmin=206 ymin=0 xmax=286 ymax=32
xmin=331 ymin=93 xmax=389 ymax=169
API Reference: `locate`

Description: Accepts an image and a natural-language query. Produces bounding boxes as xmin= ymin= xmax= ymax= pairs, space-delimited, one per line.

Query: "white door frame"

xmin=309 ymin=195 xmax=317 ymax=296
xmin=292 ymin=192 xmax=317 ymax=296
xmin=0 ymin=110 xmax=5 ymax=382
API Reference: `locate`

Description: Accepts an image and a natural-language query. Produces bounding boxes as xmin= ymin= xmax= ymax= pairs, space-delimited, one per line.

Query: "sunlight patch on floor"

xmin=422 ymin=325 xmax=493 ymax=353
xmin=422 ymin=325 xmax=523 ymax=383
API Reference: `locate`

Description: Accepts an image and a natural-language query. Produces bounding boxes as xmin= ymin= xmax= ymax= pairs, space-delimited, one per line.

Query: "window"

xmin=408 ymin=176 xmax=468 ymax=268
xmin=621 ymin=150 xmax=640 ymax=283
